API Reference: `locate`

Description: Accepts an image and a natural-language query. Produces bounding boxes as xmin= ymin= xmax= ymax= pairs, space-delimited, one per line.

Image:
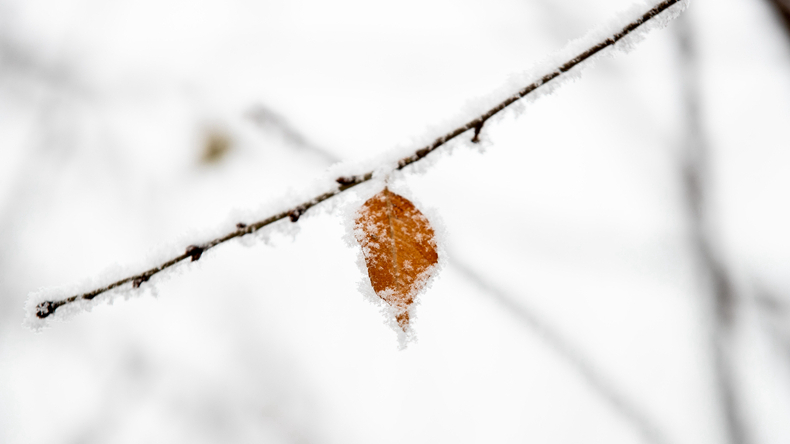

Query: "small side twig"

xmin=185 ymin=245 xmax=204 ymax=262
xmin=471 ymin=121 xmax=485 ymax=143
xmin=34 ymin=0 xmax=683 ymax=319
xmin=131 ymin=275 xmax=149 ymax=289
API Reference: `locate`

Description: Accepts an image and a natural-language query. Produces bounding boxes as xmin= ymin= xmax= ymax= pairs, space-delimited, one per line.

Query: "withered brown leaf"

xmin=354 ymin=188 xmax=439 ymax=331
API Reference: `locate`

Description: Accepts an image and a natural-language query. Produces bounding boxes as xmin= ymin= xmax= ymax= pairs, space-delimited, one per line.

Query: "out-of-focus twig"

xmin=247 ymin=105 xmax=341 ymax=165
xmin=766 ymin=0 xmax=790 ymax=35
xmin=755 ymin=287 xmax=790 ymax=361
xmin=676 ymin=15 xmax=750 ymax=444
xmin=451 ymin=258 xmax=670 ymax=444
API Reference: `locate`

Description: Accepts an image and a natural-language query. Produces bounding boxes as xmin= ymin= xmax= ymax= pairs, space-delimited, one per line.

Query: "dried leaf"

xmin=354 ymin=188 xmax=439 ymax=331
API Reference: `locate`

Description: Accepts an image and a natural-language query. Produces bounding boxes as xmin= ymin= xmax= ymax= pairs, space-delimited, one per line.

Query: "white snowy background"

xmin=1 ymin=0 xmax=790 ymax=443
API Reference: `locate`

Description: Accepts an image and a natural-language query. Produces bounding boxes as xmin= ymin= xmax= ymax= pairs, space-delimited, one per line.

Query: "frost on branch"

xmin=23 ymin=0 xmax=687 ymax=332
xmin=353 ymin=187 xmax=440 ymax=340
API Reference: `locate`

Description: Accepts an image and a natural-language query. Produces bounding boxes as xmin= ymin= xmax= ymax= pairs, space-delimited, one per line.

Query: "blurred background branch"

xmin=451 ymin=257 xmax=671 ymax=444
xmin=766 ymin=0 xmax=790 ymax=33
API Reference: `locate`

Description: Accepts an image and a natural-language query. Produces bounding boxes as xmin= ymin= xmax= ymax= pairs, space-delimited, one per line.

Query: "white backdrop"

xmin=1 ymin=0 xmax=789 ymax=443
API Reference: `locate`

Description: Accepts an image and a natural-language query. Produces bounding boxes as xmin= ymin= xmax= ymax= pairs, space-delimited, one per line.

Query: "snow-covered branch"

xmin=27 ymin=0 xmax=688 ymax=328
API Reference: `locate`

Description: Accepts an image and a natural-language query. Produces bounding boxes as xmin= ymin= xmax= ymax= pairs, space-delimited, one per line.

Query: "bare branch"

xmin=34 ymin=0 xmax=684 ymax=319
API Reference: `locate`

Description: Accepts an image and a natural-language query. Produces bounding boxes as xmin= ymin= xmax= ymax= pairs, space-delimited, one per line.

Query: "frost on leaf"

xmin=354 ymin=188 xmax=439 ymax=331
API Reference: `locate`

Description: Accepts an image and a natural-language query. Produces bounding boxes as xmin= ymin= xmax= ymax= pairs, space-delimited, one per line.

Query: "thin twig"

xmin=35 ymin=0 xmax=683 ymax=319
xmin=451 ymin=258 xmax=670 ymax=444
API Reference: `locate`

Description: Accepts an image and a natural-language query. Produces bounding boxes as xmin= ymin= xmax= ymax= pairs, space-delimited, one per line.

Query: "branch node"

xmin=132 ymin=275 xmax=150 ymax=289
xmin=289 ymin=207 xmax=306 ymax=222
xmin=185 ymin=245 xmax=204 ymax=262
xmin=236 ymin=222 xmax=247 ymax=229
xmin=336 ymin=176 xmax=357 ymax=186
xmin=36 ymin=301 xmax=56 ymax=319
xmin=471 ymin=121 xmax=485 ymax=143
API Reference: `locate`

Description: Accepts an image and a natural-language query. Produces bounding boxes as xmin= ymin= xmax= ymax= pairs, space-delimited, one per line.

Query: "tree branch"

xmin=34 ymin=0 xmax=684 ymax=320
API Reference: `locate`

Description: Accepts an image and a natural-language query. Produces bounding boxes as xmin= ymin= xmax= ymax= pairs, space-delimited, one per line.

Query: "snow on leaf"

xmin=354 ymin=188 xmax=439 ymax=331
